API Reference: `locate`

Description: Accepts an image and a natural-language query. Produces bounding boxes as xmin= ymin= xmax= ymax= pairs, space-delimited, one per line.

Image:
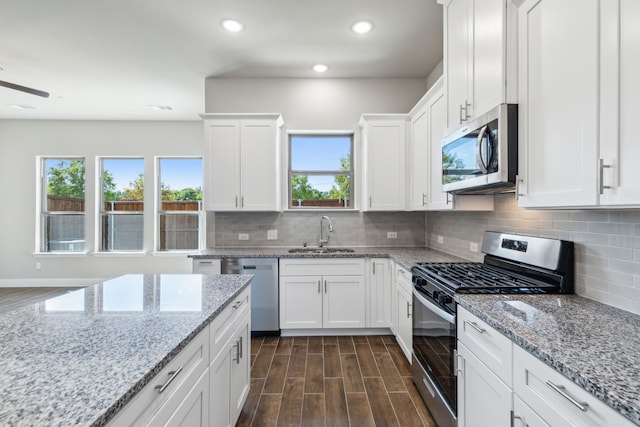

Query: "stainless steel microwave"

xmin=441 ymin=104 xmax=518 ymax=194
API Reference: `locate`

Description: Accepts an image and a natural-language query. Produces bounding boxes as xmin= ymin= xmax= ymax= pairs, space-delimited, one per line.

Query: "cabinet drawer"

xmin=192 ymin=259 xmax=221 ymax=274
xmin=457 ymin=306 xmax=512 ymax=386
xmin=279 ymin=258 xmax=365 ymax=276
xmin=210 ymin=287 xmax=250 ymax=362
xmin=108 ymin=326 xmax=210 ymax=426
xmin=513 ymin=345 xmax=635 ymax=427
xmin=394 ymin=264 xmax=412 ymax=292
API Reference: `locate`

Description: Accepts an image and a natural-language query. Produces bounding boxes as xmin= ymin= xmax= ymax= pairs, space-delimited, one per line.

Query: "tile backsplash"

xmin=210 ymin=211 xmax=425 ymax=248
xmin=427 ymin=194 xmax=640 ymax=314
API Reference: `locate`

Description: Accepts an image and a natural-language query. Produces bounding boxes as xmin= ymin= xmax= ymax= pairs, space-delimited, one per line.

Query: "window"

xmin=157 ymin=158 xmax=203 ymax=251
xmin=41 ymin=158 xmax=86 ymax=252
xmin=289 ymin=134 xmax=353 ymax=208
xmin=99 ymin=158 xmax=144 ymax=251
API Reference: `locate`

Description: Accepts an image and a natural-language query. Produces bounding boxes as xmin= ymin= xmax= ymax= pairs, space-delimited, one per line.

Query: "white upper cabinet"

xmin=517 ymin=0 xmax=640 ymax=208
xmin=408 ymin=79 xmax=452 ymax=211
xmin=440 ymin=0 xmax=517 ymax=133
xmin=202 ymin=114 xmax=283 ymax=211
xmin=517 ymin=0 xmax=599 ymax=208
xmin=599 ymin=0 xmax=640 ymax=206
xmin=408 ymin=78 xmax=494 ymax=212
xmin=360 ymin=115 xmax=409 ymax=211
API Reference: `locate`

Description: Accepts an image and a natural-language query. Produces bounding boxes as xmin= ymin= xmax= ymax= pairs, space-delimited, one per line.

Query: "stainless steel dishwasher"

xmin=221 ymin=257 xmax=279 ymax=336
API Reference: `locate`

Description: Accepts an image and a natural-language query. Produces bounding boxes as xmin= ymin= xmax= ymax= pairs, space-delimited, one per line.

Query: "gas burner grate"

xmin=413 ymin=262 xmax=557 ymax=293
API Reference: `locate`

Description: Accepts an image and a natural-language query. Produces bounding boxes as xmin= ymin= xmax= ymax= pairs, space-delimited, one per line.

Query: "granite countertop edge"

xmin=93 ymin=278 xmax=252 ymax=427
xmin=188 ymin=247 xmax=466 ymax=269
xmin=456 ymin=296 xmax=640 ymax=426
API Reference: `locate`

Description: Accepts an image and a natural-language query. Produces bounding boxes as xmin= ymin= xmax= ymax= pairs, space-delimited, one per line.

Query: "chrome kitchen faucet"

xmin=318 ymin=215 xmax=333 ymax=247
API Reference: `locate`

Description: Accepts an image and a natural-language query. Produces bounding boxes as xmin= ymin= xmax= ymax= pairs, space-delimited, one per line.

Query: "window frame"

xmin=287 ymin=132 xmax=354 ymax=210
xmin=38 ymin=156 xmax=87 ymax=253
xmin=98 ymin=157 xmax=145 ymax=253
xmin=155 ymin=156 xmax=204 ymax=252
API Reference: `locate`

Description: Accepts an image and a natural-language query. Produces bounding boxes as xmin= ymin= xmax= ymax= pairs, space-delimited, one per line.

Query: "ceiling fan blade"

xmin=0 ymin=80 xmax=50 ymax=98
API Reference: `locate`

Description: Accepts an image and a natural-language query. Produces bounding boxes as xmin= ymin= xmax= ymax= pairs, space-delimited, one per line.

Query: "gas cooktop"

xmin=413 ymin=232 xmax=574 ymax=295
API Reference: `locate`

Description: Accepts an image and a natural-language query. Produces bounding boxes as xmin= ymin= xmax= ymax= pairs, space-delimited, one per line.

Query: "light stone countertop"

xmin=189 ymin=246 xmax=465 ymax=269
xmin=0 ymin=273 xmax=252 ymax=427
xmin=457 ymin=294 xmax=640 ymax=425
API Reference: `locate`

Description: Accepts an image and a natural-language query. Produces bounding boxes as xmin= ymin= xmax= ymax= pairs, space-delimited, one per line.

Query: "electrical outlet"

xmin=437 ymin=235 xmax=444 ymax=244
xmin=470 ymin=242 xmax=479 ymax=252
xmin=267 ymin=229 xmax=278 ymax=240
xmin=35 ymin=262 xmax=41 ymax=271
xmin=387 ymin=231 xmax=398 ymax=239
xmin=238 ymin=233 xmax=249 ymax=241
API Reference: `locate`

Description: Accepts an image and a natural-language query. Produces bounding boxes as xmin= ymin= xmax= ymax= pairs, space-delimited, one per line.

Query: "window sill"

xmin=33 ymin=252 xmax=88 ymax=258
xmin=91 ymin=251 xmax=146 ymax=257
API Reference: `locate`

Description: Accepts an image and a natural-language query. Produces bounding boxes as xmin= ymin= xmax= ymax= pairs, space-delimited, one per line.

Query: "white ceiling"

xmin=0 ymin=0 xmax=443 ymax=121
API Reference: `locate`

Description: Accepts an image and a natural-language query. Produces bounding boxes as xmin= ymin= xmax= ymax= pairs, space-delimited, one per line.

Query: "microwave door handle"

xmin=476 ymin=125 xmax=489 ymax=174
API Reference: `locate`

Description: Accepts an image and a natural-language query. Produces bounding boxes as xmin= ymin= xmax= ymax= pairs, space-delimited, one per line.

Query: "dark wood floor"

xmin=237 ymin=335 xmax=437 ymax=427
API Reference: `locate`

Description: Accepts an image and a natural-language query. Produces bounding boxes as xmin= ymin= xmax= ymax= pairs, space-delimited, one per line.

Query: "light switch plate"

xmin=238 ymin=233 xmax=249 ymax=240
xmin=470 ymin=242 xmax=479 ymax=252
xmin=437 ymin=235 xmax=444 ymax=244
xmin=267 ymin=229 xmax=278 ymax=240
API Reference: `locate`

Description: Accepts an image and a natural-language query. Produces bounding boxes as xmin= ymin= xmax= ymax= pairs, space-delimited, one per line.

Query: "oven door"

xmin=412 ymin=287 xmax=457 ymax=427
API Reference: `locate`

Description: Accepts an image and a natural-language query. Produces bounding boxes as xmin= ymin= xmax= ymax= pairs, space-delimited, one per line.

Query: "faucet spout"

xmin=319 ymin=215 xmax=334 ymax=247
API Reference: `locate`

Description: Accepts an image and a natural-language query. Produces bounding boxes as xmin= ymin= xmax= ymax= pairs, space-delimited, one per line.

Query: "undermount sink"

xmin=288 ymin=247 xmax=355 ymax=254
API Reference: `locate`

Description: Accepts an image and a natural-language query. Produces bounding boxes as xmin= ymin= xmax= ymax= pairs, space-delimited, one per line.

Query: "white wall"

xmin=0 ymin=120 xmax=203 ymax=280
xmin=205 ymin=77 xmax=428 ymax=130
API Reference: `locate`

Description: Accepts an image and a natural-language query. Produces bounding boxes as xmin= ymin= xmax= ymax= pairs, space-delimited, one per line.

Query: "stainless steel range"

xmin=411 ymin=231 xmax=574 ymax=427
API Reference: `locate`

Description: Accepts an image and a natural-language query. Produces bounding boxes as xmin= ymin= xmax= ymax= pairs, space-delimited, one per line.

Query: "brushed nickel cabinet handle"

xmin=546 ymin=380 xmax=589 ymax=412
xmin=599 ymin=159 xmax=612 ymax=194
xmin=465 ymin=320 xmax=486 ymax=334
xmin=155 ymin=366 xmax=183 ymax=394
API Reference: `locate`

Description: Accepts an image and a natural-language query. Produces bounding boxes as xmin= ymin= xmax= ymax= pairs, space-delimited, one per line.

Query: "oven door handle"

xmin=413 ymin=288 xmax=455 ymax=324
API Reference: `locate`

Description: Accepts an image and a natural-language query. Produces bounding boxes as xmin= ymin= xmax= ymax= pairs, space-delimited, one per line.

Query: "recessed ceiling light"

xmin=351 ymin=21 xmax=373 ymax=34
xmin=7 ymin=104 xmax=36 ymax=110
xmin=313 ymin=64 xmax=328 ymax=73
xmin=148 ymin=105 xmax=174 ymax=111
xmin=222 ymin=19 xmax=244 ymax=32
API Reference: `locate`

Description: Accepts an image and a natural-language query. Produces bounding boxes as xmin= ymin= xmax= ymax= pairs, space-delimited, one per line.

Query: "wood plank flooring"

xmin=237 ymin=335 xmax=437 ymax=427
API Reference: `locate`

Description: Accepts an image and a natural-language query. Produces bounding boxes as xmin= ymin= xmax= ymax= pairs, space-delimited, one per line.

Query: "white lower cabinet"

xmin=457 ymin=342 xmax=512 ymax=427
xmin=367 ymin=258 xmax=392 ymax=328
xmin=108 ymin=287 xmax=251 ymax=427
xmin=394 ymin=263 xmax=413 ymax=361
xmin=457 ymin=306 xmax=513 ymax=427
xmin=458 ymin=306 xmax=635 ymax=427
xmin=210 ymin=311 xmax=250 ymax=427
xmin=192 ymin=259 xmax=221 ymax=274
xmin=279 ymin=259 xmax=366 ymax=330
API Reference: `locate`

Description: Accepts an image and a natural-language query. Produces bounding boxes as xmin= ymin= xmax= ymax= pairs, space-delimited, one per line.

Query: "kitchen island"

xmin=0 ymin=273 xmax=252 ymax=426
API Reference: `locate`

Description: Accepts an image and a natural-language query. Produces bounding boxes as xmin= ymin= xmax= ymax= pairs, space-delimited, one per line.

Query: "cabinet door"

xmin=426 ymin=83 xmax=454 ymax=211
xmin=159 ymin=369 xmax=209 ymax=427
xmin=210 ymin=340 xmax=232 ymax=427
xmin=230 ymin=314 xmax=251 ymax=423
xmin=367 ymin=259 xmax=392 ymax=328
xmin=205 ymin=120 xmax=241 ymax=211
xmin=513 ymin=395 xmax=550 ymax=427
xmin=279 ymin=276 xmax=323 ymax=329
xmin=517 ymin=0 xmax=599 ymax=207
xmin=363 ymin=120 xmax=406 ymax=211
xmin=600 ymin=0 xmax=640 ymax=205
xmin=457 ymin=342 xmax=512 ymax=427
xmin=471 ymin=0 xmax=506 ymax=119
xmin=240 ymin=120 xmax=279 ymax=211
xmin=444 ymin=0 xmax=471 ymax=130
xmin=323 ymin=275 xmax=366 ymax=328
xmin=396 ymin=285 xmax=412 ymax=361
xmin=408 ymin=106 xmax=430 ymax=211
